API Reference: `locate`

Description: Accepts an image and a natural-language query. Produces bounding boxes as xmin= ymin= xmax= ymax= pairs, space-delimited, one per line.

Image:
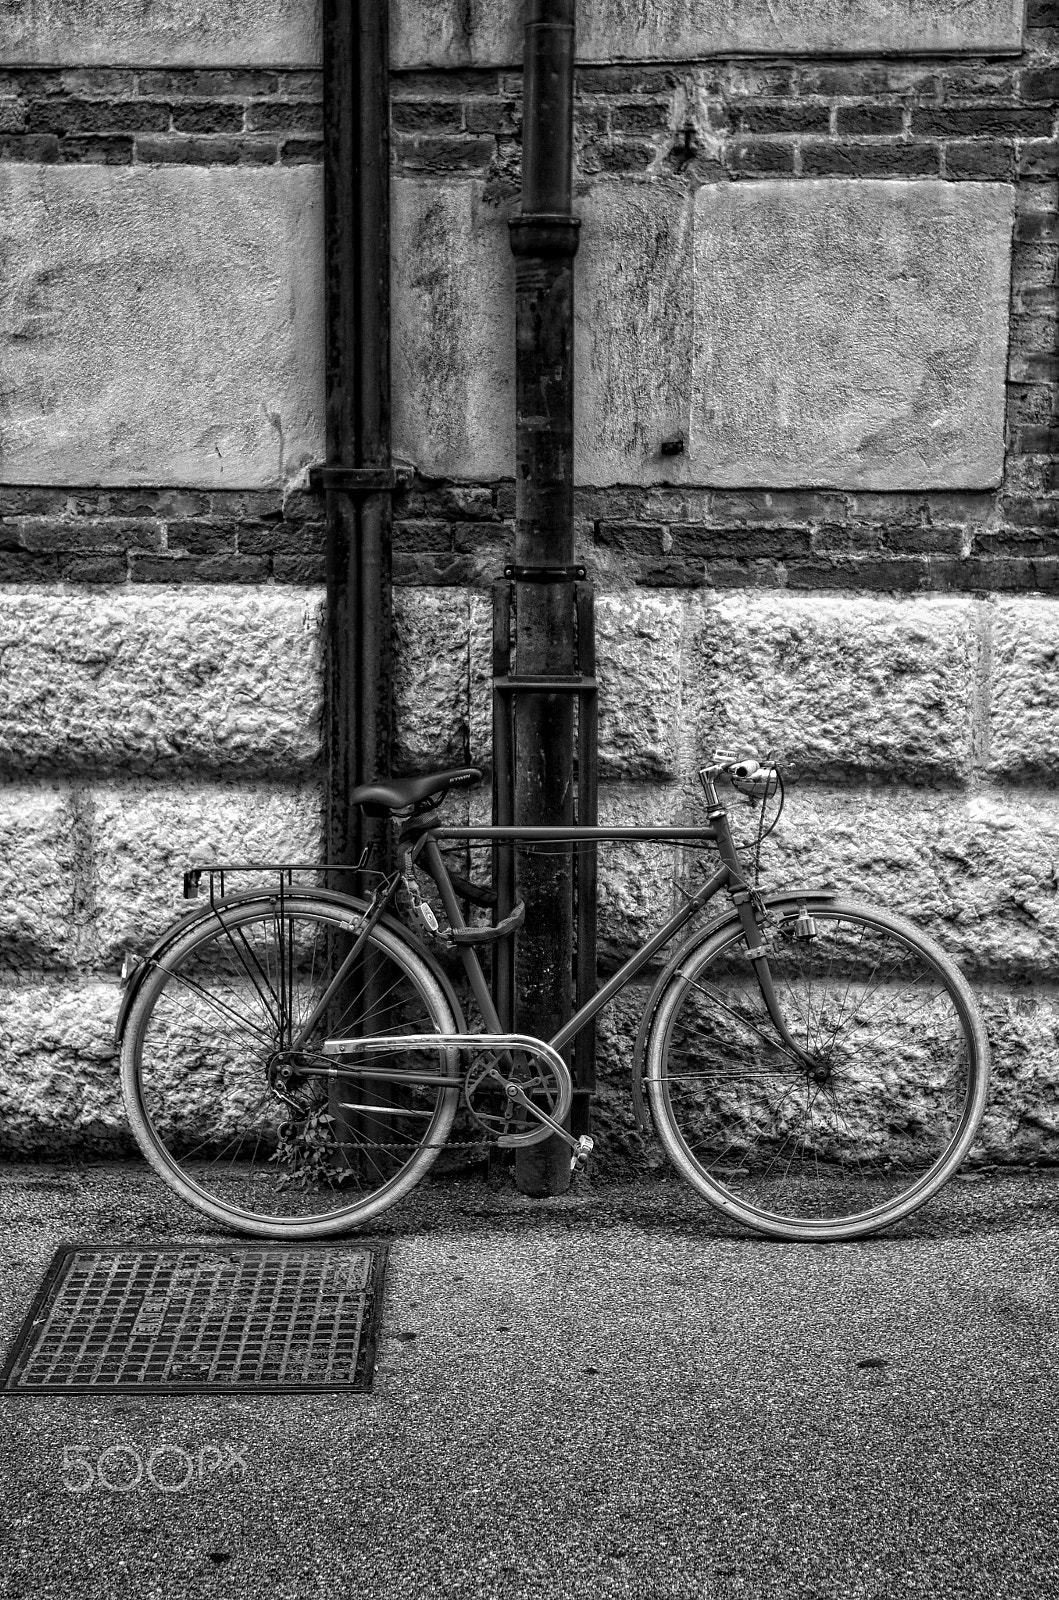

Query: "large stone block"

xmin=468 ymin=592 xmax=494 ymax=773
xmin=393 ymin=179 xmax=696 ymax=485
xmin=392 ymin=587 xmax=473 ymax=773
xmin=590 ymin=983 xmax=667 ymax=1176
xmin=7 ymin=1 xmax=1024 ymax=67
xmin=3 ymin=0 xmax=319 ymax=67
xmin=0 ymin=165 xmax=324 ymax=488
xmin=392 ymin=1 xmax=1024 ymax=65
xmin=90 ymin=779 xmax=324 ymax=963
xmin=392 ymin=180 xmax=513 ymax=485
xmin=685 ymin=594 xmax=977 ymax=782
xmin=977 ymin=988 xmax=1059 ymax=1165
xmin=0 ymin=785 xmax=78 ymax=968
xmin=0 ymin=980 xmax=124 ymax=1154
xmin=0 ymin=587 xmax=324 ymax=777
xmin=691 ymin=181 xmax=1013 ymax=490
xmin=707 ymin=783 xmax=1059 ymax=982
xmin=392 ymin=178 xmax=1012 ymax=491
xmin=597 ymin=783 xmax=683 ymax=963
xmin=596 ymin=591 xmax=684 ymax=779
xmin=989 ymin=600 xmax=1059 ymax=779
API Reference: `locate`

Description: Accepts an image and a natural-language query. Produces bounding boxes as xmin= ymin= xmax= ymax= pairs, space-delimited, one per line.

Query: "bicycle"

xmin=117 ymin=753 xmax=991 ymax=1244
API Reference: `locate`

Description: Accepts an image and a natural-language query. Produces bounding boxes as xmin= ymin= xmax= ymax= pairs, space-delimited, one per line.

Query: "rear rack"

xmin=182 ymin=854 xmax=375 ymax=909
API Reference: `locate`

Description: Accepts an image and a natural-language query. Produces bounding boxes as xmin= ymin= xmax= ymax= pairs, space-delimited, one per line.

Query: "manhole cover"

xmin=0 ymin=1243 xmax=386 ymax=1395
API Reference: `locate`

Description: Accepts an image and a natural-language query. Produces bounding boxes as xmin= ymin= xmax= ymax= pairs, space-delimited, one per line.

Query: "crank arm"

xmin=499 ymin=1085 xmax=594 ymax=1172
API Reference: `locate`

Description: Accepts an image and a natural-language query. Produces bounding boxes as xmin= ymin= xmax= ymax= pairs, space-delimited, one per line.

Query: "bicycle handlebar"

xmin=706 ymin=750 xmax=780 ymax=798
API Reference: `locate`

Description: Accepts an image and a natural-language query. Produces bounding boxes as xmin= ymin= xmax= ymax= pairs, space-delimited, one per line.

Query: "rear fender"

xmin=630 ymin=888 xmax=837 ymax=1135
xmin=114 ymin=887 xmax=468 ymax=1048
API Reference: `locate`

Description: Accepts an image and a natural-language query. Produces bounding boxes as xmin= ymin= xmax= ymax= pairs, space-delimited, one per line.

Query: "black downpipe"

xmin=319 ymin=2 xmax=392 ymax=1167
xmin=321 ymin=0 xmax=392 ymax=871
xmin=510 ymin=0 xmax=580 ymax=1196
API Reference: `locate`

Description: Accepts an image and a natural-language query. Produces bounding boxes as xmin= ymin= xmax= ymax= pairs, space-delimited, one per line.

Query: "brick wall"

xmin=386 ymin=20 xmax=1057 ymax=595
xmin=3 ymin=18 xmax=1054 ymax=590
xmin=0 ymin=68 xmax=322 ymax=165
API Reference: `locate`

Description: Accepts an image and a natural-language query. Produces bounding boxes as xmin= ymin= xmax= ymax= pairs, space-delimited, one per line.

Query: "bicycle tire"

xmin=644 ymin=897 xmax=990 ymax=1242
xmin=121 ymin=894 xmax=461 ymax=1238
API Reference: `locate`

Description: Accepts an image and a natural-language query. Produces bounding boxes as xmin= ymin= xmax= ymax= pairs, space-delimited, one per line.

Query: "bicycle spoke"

xmin=151 ymin=964 xmax=274 ymax=1045
xmin=124 ymin=898 xmax=460 ymax=1232
xmin=681 ymin=975 xmax=809 ymax=1071
xmin=647 ymin=901 xmax=985 ymax=1238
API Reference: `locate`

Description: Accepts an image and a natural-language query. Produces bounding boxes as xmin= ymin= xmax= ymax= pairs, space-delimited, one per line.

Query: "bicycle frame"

xmin=289 ymin=785 xmax=816 ymax=1075
xmin=422 ymin=827 xmax=733 ymax=1055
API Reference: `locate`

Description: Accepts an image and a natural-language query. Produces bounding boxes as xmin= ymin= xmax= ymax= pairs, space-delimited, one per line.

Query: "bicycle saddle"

xmin=349 ymin=767 xmax=483 ymax=815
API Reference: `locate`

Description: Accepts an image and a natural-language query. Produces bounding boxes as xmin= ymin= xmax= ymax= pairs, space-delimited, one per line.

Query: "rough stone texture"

xmin=596 ymin=783 xmax=683 ymax=964
xmin=90 ymin=780 xmax=324 ymax=964
xmin=977 ymin=988 xmax=1059 ymax=1164
xmin=989 ymin=600 xmax=1059 ymax=780
xmin=0 ymin=980 xmax=124 ymax=1154
xmin=392 ymin=0 xmax=1025 ymax=66
xmin=391 ymin=180 xmax=513 ymax=486
xmin=0 ymin=587 xmax=324 ymax=777
xmin=0 ymin=164 xmax=324 ymax=489
xmin=393 ymin=179 xmax=1012 ymax=492
xmin=591 ymin=982 xmax=666 ymax=1176
xmin=468 ymin=592 xmax=493 ymax=773
xmin=398 ymin=586 xmax=687 ymax=781
xmin=2 ymin=0 xmax=320 ymax=66
xmin=685 ymin=594 xmax=978 ymax=782
xmin=1 ymin=974 xmax=1054 ymax=1165
xmin=0 ymin=785 xmax=77 ymax=968
xmin=713 ymin=783 xmax=1059 ymax=984
xmin=392 ymin=586 xmax=473 ymax=774
xmin=437 ymin=594 xmax=1059 ymax=797
xmin=593 ymin=776 xmax=1059 ymax=983
xmin=692 ymin=181 xmax=1014 ymax=491
xmin=596 ymin=591 xmax=684 ymax=780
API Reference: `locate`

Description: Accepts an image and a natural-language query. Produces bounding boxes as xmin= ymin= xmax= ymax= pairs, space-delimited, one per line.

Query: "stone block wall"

xmin=0 ymin=0 xmax=1057 ymax=1167
xmin=0 ymin=588 xmax=324 ymax=1151
xmin=392 ymin=584 xmax=1059 ymax=1166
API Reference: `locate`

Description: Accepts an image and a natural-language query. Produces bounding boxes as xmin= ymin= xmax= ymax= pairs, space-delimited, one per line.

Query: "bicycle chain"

xmin=328 ymin=1137 xmax=490 ymax=1152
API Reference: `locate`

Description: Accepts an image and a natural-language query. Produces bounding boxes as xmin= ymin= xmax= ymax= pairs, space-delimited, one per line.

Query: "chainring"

xmin=463 ymin=1047 xmax=569 ymax=1149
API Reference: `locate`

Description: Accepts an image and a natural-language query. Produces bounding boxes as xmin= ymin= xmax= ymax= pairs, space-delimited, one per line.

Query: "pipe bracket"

xmin=309 ymin=464 xmax=413 ymax=494
xmin=509 ymin=214 xmax=581 ymax=258
xmin=504 ymin=564 xmax=586 ymax=583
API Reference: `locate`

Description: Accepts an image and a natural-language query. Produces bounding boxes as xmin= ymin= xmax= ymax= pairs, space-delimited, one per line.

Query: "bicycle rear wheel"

xmin=121 ymin=895 xmax=461 ymax=1238
xmin=645 ymin=898 xmax=990 ymax=1241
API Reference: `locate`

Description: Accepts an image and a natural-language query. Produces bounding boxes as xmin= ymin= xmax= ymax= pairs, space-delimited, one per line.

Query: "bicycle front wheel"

xmin=121 ymin=895 xmax=461 ymax=1238
xmin=645 ymin=898 xmax=990 ymax=1241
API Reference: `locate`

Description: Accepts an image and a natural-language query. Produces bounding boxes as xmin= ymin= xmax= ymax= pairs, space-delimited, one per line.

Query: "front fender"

xmin=630 ymin=888 xmax=837 ymax=1135
xmin=114 ymin=887 xmax=468 ymax=1048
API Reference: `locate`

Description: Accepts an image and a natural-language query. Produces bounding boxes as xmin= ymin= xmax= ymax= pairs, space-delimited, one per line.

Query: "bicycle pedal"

xmin=570 ymin=1135 xmax=594 ymax=1173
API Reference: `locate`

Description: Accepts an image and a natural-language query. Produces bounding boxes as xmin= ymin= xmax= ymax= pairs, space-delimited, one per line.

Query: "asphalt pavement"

xmin=0 ymin=1159 xmax=1057 ymax=1600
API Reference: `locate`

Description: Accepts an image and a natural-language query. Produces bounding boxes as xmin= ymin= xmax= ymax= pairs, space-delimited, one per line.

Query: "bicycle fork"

xmin=701 ymin=768 xmax=821 ymax=1071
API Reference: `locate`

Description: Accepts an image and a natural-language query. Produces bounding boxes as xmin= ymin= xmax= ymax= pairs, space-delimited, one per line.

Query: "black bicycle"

xmin=117 ymin=753 xmax=990 ymax=1243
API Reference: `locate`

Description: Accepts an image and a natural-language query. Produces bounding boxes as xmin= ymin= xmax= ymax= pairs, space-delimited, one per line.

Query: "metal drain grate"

xmin=0 ymin=1243 xmax=386 ymax=1395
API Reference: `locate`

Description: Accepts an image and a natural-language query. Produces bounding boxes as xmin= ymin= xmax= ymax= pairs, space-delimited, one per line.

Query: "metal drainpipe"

xmin=319 ymin=0 xmax=393 ymax=872
xmin=510 ymin=0 xmax=580 ymax=1196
